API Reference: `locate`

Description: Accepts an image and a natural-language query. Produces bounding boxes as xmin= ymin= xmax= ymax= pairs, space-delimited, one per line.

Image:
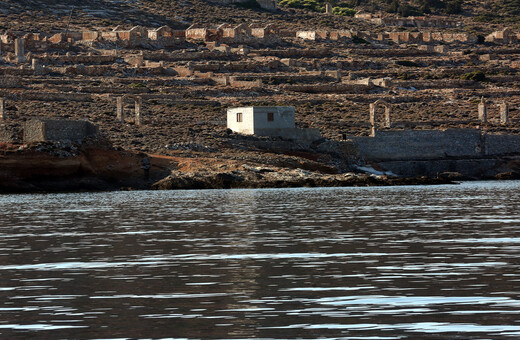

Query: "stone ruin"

xmin=365 ymin=98 xmax=515 ymax=135
xmin=116 ymin=96 xmax=144 ymax=126
xmin=0 ymin=118 xmax=97 ymax=144
xmin=478 ymin=98 xmax=510 ymax=125
xmin=1 ymin=23 xmax=505 ymax=51
xmin=369 ymin=100 xmax=391 ymax=136
xmin=24 ymin=119 xmax=98 ymax=143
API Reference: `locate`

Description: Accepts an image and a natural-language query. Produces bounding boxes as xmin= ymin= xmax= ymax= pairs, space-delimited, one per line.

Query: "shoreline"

xmin=3 ymin=139 xmax=520 ymax=194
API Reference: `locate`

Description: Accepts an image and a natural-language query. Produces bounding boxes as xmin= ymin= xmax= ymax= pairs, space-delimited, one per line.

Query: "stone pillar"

xmin=116 ymin=97 xmax=125 ymax=122
xmin=384 ymin=106 xmax=391 ymax=128
xmin=325 ymin=2 xmax=333 ymax=14
xmin=478 ymin=97 xmax=487 ymax=123
xmin=14 ymin=38 xmax=26 ymax=63
xmin=31 ymin=58 xmax=43 ymax=74
xmin=500 ymin=102 xmax=509 ymax=125
xmin=135 ymin=97 xmax=142 ymax=126
xmin=0 ymin=98 xmax=5 ymax=120
xmin=369 ymin=103 xmax=376 ymax=136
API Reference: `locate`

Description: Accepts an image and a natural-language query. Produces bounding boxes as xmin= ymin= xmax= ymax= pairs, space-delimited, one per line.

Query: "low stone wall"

xmin=24 ymin=119 xmax=98 ymax=143
xmin=19 ymin=91 xmax=93 ymax=102
xmin=395 ymin=79 xmax=481 ymax=90
xmin=251 ymin=48 xmax=331 ymax=58
xmin=39 ymin=55 xmax=117 ymax=65
xmin=283 ymin=83 xmax=372 ymax=94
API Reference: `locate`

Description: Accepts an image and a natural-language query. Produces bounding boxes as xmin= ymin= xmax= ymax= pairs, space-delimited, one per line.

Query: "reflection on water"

xmin=1 ymin=181 xmax=520 ymax=339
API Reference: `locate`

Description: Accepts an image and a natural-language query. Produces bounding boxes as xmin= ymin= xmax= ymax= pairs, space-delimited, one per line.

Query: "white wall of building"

xmin=227 ymin=107 xmax=255 ymax=134
xmin=227 ymin=106 xmax=295 ymax=135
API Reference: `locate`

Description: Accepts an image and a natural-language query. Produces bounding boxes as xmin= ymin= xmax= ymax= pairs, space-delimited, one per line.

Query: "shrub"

xmin=235 ymin=0 xmax=261 ymax=9
xmin=278 ymin=0 xmax=322 ymax=11
xmin=352 ymin=35 xmax=369 ymax=44
xmin=473 ymin=12 xmax=498 ymax=23
xmin=332 ymin=6 xmax=356 ymax=16
xmin=397 ymin=60 xmax=421 ymax=67
xmin=128 ymin=82 xmax=146 ymax=88
xmin=446 ymin=0 xmax=463 ymax=14
xmin=461 ymin=70 xmax=486 ymax=82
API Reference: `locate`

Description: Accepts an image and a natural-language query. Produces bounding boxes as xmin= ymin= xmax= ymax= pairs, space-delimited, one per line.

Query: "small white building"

xmin=227 ymin=106 xmax=321 ymax=141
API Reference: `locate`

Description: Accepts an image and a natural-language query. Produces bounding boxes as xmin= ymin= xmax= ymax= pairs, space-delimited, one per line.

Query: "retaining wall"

xmin=350 ymin=129 xmax=483 ymax=161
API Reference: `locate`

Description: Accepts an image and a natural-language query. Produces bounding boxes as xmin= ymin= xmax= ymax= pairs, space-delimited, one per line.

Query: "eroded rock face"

xmin=0 ymin=139 xmax=173 ymax=192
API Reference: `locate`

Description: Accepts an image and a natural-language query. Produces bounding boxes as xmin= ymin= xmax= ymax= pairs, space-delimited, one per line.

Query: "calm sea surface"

xmin=1 ymin=182 xmax=520 ymax=339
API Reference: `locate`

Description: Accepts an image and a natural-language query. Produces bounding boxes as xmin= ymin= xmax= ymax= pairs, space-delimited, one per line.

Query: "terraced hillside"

xmin=0 ymin=0 xmax=520 ymax=174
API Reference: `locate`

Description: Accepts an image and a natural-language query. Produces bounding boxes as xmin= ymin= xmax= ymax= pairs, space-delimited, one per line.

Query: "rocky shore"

xmin=0 ymin=137 xmax=456 ymax=194
xmin=152 ymin=166 xmax=454 ymax=190
xmin=0 ymin=139 xmax=174 ymax=193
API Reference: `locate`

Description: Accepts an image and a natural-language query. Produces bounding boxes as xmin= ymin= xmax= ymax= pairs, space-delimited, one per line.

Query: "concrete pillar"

xmin=116 ymin=97 xmax=125 ymax=122
xmin=500 ymin=102 xmax=509 ymax=125
xmin=14 ymin=38 xmax=26 ymax=63
xmin=478 ymin=97 xmax=487 ymax=123
xmin=0 ymin=98 xmax=5 ymax=120
xmin=325 ymin=2 xmax=333 ymax=14
xmin=135 ymin=97 xmax=142 ymax=126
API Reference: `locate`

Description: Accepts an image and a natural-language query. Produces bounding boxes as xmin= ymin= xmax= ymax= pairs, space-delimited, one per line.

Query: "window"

xmin=236 ymin=112 xmax=242 ymax=123
xmin=267 ymin=112 xmax=274 ymax=122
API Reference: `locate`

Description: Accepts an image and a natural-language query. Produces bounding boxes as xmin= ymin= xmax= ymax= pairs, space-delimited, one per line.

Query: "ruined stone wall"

xmin=186 ymin=28 xmax=208 ymax=40
xmin=0 ymin=124 xmax=22 ymax=143
xmin=19 ymin=91 xmax=93 ymax=102
xmin=39 ymin=55 xmax=117 ymax=65
xmin=24 ymin=119 xmax=98 ymax=143
xmin=251 ymin=48 xmax=331 ymax=58
xmin=145 ymin=51 xmax=234 ymax=62
xmin=229 ymin=77 xmax=262 ymax=88
xmin=351 ymin=48 xmax=429 ymax=57
xmin=394 ymin=79 xmax=481 ymax=90
xmin=283 ymin=83 xmax=372 ymax=94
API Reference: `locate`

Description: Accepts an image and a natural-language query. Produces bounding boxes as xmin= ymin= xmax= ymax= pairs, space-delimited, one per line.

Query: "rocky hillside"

xmin=0 ymin=0 xmax=518 ymax=33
